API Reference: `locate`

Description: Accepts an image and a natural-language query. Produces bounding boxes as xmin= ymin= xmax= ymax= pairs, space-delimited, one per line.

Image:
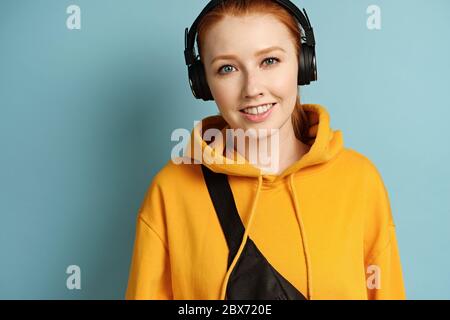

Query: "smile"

xmin=239 ymin=103 xmax=277 ymax=123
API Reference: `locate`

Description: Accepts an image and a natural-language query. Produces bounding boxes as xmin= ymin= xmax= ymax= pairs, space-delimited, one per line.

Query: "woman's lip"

xmin=239 ymin=103 xmax=277 ymax=123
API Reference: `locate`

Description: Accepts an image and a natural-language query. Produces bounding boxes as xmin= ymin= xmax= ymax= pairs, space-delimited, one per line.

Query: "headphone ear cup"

xmin=298 ymin=45 xmax=316 ymax=86
xmin=298 ymin=44 xmax=310 ymax=85
xmin=189 ymin=60 xmax=214 ymax=101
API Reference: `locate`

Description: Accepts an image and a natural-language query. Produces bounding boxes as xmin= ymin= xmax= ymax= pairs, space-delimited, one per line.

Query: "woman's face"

xmin=201 ymin=14 xmax=299 ymax=136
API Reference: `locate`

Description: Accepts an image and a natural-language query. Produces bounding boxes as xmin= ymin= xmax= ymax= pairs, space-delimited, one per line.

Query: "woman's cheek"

xmin=274 ymin=67 xmax=297 ymax=91
xmin=214 ymin=82 xmax=238 ymax=105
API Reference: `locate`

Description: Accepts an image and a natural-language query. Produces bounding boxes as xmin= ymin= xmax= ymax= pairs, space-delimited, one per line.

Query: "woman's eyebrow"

xmin=210 ymin=46 xmax=285 ymax=65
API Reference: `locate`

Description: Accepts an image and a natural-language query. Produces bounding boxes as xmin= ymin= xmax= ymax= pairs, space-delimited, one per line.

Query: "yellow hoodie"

xmin=125 ymin=104 xmax=406 ymax=300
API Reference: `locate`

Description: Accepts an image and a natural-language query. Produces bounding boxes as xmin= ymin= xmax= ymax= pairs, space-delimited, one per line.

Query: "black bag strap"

xmin=201 ymin=164 xmax=245 ymax=268
xmin=201 ymin=164 xmax=308 ymax=300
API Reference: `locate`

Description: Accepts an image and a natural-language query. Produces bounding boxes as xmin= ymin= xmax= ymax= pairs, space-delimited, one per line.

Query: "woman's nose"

xmin=242 ymin=73 xmax=264 ymax=99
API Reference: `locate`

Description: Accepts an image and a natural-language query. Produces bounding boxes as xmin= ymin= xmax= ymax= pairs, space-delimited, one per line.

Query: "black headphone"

xmin=184 ymin=0 xmax=317 ymax=101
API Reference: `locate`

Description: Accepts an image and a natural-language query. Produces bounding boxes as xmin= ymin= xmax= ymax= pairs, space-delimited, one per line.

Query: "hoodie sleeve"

xmin=363 ymin=159 xmax=406 ymax=300
xmin=125 ymin=179 xmax=173 ymax=300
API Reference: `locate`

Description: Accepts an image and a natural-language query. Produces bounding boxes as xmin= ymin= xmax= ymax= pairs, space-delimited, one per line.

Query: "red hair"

xmin=196 ymin=0 xmax=310 ymax=144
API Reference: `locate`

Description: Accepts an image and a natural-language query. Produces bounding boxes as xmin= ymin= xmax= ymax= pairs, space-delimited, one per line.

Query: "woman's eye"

xmin=218 ymin=57 xmax=280 ymax=75
xmin=219 ymin=65 xmax=235 ymax=74
xmin=263 ymin=57 xmax=280 ymax=66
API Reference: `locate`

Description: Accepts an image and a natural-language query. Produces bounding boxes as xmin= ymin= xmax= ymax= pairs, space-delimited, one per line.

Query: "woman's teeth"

xmin=241 ymin=103 xmax=275 ymax=115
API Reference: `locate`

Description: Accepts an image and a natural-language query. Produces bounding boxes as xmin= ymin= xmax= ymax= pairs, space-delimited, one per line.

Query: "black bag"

xmin=201 ymin=164 xmax=307 ymax=300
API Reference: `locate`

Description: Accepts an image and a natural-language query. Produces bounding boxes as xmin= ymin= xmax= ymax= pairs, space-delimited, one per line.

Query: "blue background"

xmin=1 ymin=0 xmax=449 ymax=299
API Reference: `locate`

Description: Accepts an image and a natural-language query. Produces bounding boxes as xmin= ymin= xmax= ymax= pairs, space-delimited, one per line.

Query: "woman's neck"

xmin=234 ymin=117 xmax=310 ymax=175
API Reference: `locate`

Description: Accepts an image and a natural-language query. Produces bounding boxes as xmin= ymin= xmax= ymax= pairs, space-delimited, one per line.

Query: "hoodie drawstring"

xmin=289 ymin=173 xmax=312 ymax=299
xmin=219 ymin=173 xmax=312 ymax=300
xmin=219 ymin=175 xmax=263 ymax=300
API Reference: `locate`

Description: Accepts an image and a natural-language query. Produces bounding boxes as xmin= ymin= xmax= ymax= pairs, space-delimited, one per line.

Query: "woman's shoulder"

xmin=332 ymin=145 xmax=375 ymax=167
xmin=339 ymin=147 xmax=387 ymax=187
xmin=150 ymin=157 xmax=204 ymax=190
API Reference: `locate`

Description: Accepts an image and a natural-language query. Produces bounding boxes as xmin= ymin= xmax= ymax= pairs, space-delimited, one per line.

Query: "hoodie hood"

xmin=183 ymin=103 xmax=344 ymax=180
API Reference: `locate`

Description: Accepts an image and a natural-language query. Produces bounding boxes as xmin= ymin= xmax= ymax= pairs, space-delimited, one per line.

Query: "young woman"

xmin=126 ymin=0 xmax=406 ymax=300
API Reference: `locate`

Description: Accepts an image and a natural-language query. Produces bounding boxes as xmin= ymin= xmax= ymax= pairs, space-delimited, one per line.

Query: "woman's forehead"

xmin=206 ymin=14 xmax=289 ymax=39
xmin=202 ymin=15 xmax=294 ymax=60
